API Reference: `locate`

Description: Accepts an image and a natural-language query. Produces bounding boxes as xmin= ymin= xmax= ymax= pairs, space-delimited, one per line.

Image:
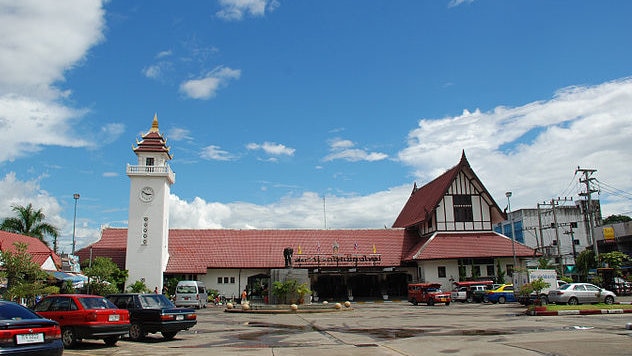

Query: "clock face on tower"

xmin=139 ymin=186 xmax=154 ymax=202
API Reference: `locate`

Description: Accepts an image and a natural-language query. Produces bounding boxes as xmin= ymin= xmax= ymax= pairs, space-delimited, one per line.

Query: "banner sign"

xmin=294 ymin=253 xmax=382 ymax=267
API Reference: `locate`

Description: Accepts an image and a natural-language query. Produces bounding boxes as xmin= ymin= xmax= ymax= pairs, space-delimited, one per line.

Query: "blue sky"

xmin=1 ymin=0 xmax=632 ymax=253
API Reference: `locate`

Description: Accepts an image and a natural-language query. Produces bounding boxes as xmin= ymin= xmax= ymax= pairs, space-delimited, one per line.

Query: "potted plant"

xmin=296 ymin=283 xmax=312 ymax=304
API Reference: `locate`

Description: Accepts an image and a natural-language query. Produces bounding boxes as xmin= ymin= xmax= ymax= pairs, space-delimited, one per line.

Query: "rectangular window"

xmin=453 ymin=195 xmax=473 ymax=222
xmin=472 ymin=265 xmax=481 ymax=278
xmin=486 ymin=265 xmax=495 ymax=276
xmin=145 ymin=157 xmax=154 ymax=166
xmin=224 ymin=277 xmax=229 ymax=284
xmin=230 ymin=277 xmax=235 ymax=284
xmin=217 ymin=277 xmax=222 ymax=284
xmin=506 ymin=264 xmax=514 ymax=277
xmin=437 ymin=266 xmax=446 ymax=278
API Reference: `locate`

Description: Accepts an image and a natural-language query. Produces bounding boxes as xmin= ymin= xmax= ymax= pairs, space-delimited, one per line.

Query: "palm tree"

xmin=0 ymin=203 xmax=60 ymax=252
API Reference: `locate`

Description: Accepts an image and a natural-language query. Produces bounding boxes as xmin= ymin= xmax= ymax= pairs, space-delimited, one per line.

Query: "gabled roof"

xmin=402 ymin=231 xmax=537 ymax=261
xmin=392 ymin=151 xmax=505 ymax=228
xmin=77 ymin=228 xmax=417 ymax=273
xmin=0 ymin=230 xmax=61 ymax=270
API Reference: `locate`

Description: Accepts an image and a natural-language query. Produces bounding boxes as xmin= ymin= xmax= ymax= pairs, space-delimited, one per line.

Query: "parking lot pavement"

xmin=63 ymin=301 xmax=632 ymax=356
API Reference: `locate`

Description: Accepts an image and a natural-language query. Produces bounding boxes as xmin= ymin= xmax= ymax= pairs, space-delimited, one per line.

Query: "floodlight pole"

xmin=72 ymin=193 xmax=80 ymax=255
xmin=506 ymin=192 xmax=518 ymax=268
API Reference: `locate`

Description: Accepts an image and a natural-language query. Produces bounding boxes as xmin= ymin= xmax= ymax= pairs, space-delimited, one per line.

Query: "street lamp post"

xmin=506 ymin=192 xmax=518 ymax=268
xmin=72 ymin=193 xmax=80 ymax=255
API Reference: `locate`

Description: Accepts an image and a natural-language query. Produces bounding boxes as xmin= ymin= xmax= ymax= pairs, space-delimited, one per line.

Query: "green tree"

xmin=0 ymin=242 xmax=59 ymax=305
xmin=82 ymin=257 xmax=126 ymax=296
xmin=602 ymin=214 xmax=632 ymax=225
xmin=495 ymin=259 xmax=506 ymax=284
xmin=575 ymin=249 xmax=596 ymax=281
xmin=598 ymin=251 xmax=631 ymax=272
xmin=0 ymin=203 xmax=60 ymax=253
xmin=127 ymin=280 xmax=149 ymax=293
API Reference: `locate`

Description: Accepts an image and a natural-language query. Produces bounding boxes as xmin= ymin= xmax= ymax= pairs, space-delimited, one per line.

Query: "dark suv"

xmin=106 ymin=293 xmax=197 ymax=341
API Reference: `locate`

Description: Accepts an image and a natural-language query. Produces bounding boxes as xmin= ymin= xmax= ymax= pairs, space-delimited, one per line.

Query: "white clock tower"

xmin=125 ymin=114 xmax=175 ymax=292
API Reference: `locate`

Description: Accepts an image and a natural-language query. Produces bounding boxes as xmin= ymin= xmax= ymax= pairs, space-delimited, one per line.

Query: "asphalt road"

xmin=63 ymin=299 xmax=632 ymax=356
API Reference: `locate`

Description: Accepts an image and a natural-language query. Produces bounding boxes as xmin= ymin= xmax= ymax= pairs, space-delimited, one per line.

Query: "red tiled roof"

xmin=403 ymin=231 xmax=538 ymax=261
xmin=392 ymin=159 xmax=461 ymax=228
xmin=75 ymin=228 xmax=127 ymax=269
xmin=77 ymin=228 xmax=414 ymax=273
xmin=0 ymin=230 xmax=61 ymax=269
xmin=392 ymin=151 xmax=505 ymax=228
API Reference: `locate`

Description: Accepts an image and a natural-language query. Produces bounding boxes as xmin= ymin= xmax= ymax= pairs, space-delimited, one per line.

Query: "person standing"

xmin=241 ymin=289 xmax=247 ymax=304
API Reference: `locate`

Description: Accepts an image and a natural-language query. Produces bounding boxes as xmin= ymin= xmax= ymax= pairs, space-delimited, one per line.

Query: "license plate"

xmin=176 ymin=315 xmax=184 ymax=321
xmin=109 ymin=314 xmax=120 ymax=322
xmin=16 ymin=333 xmax=44 ymax=345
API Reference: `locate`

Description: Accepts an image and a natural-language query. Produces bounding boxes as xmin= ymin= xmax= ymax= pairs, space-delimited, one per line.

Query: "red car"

xmin=34 ymin=294 xmax=130 ymax=348
xmin=407 ymin=283 xmax=451 ymax=306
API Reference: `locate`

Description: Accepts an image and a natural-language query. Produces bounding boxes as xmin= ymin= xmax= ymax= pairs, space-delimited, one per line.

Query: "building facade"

xmin=77 ymin=118 xmax=538 ymax=301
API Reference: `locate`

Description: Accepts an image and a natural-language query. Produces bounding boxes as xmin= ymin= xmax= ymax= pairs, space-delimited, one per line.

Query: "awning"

xmin=50 ymin=271 xmax=88 ymax=286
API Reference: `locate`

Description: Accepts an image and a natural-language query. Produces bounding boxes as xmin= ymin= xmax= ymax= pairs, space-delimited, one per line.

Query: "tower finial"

xmin=150 ymin=113 xmax=159 ymax=133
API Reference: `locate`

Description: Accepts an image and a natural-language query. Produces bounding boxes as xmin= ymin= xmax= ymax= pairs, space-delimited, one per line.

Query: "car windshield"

xmin=558 ymin=284 xmax=572 ymax=290
xmin=176 ymin=285 xmax=198 ymax=293
xmin=0 ymin=303 xmax=40 ymax=320
xmin=139 ymin=294 xmax=174 ymax=308
xmin=79 ymin=296 xmax=118 ymax=310
xmin=426 ymin=288 xmax=441 ymax=292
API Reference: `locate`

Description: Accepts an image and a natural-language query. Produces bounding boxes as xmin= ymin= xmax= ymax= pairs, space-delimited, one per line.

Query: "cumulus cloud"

xmin=179 ymin=67 xmax=241 ymax=100
xmin=167 ymin=127 xmax=193 ymax=141
xmin=216 ymin=0 xmax=280 ymax=21
xmin=324 ymin=138 xmax=389 ymax=162
xmin=246 ymin=142 xmax=296 ymax=156
xmin=398 ymin=77 xmax=632 ymax=216
xmin=0 ymin=0 xmax=107 ymax=162
xmin=169 ymin=188 xmax=409 ymax=230
xmin=200 ymin=145 xmax=236 ymax=161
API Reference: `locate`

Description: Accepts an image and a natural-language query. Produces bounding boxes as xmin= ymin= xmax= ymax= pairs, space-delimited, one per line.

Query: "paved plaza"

xmin=63 ymin=299 xmax=632 ymax=356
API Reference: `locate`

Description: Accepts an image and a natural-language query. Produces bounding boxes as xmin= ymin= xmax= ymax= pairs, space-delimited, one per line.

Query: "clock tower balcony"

xmin=126 ymin=164 xmax=176 ymax=184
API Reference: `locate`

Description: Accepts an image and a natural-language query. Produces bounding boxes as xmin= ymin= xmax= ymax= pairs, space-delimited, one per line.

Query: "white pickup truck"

xmin=450 ymin=281 xmax=494 ymax=303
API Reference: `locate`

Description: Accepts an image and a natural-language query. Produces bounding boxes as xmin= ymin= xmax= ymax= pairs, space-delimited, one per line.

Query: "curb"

xmin=527 ymin=308 xmax=632 ymax=316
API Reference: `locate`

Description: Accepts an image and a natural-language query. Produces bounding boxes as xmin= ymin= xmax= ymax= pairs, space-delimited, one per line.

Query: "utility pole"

xmin=576 ymin=167 xmax=598 ymax=258
xmin=536 ymin=203 xmax=545 ymax=255
xmin=563 ymin=222 xmax=578 ymax=266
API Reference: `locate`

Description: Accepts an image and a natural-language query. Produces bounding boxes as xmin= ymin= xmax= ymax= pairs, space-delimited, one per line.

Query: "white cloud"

xmin=246 ymin=142 xmax=295 ymax=156
xmin=324 ymin=138 xmax=389 ymax=162
xmin=398 ymin=77 xmax=632 ymax=216
xmin=200 ymin=145 xmax=236 ymax=161
xmin=0 ymin=0 xmax=107 ymax=162
xmin=216 ymin=0 xmax=280 ymax=21
xmin=179 ymin=67 xmax=241 ymax=100
xmin=168 ymin=188 xmax=409 ymax=230
xmin=448 ymin=0 xmax=475 ymax=8
xmin=167 ymin=127 xmax=193 ymax=141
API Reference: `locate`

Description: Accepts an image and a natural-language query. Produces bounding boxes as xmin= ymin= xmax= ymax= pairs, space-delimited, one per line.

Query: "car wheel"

xmin=104 ymin=336 xmax=119 ymax=346
xmin=129 ymin=323 xmax=146 ymax=341
xmin=61 ymin=327 xmax=78 ymax=348
xmin=498 ymin=296 xmax=506 ymax=304
xmin=604 ymin=295 xmax=614 ymax=305
xmin=483 ymin=296 xmax=489 ymax=303
xmin=161 ymin=331 xmax=178 ymax=340
xmin=427 ymin=299 xmax=434 ymax=306
xmin=567 ymin=297 xmax=579 ymax=305
xmin=466 ymin=296 xmax=473 ymax=303
xmin=412 ymin=300 xmax=418 ymax=306
xmin=540 ymin=296 xmax=549 ymax=305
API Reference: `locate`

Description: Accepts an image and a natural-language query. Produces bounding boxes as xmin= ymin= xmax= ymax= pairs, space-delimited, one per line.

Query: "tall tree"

xmin=0 ymin=242 xmax=59 ymax=305
xmin=602 ymin=214 xmax=632 ymax=225
xmin=0 ymin=203 xmax=59 ymax=252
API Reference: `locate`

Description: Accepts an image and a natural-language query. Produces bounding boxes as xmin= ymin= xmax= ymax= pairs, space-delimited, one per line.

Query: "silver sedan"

xmin=547 ymin=283 xmax=616 ymax=305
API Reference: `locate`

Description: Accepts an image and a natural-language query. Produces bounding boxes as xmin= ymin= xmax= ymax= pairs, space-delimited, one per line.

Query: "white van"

xmin=174 ymin=280 xmax=208 ymax=308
